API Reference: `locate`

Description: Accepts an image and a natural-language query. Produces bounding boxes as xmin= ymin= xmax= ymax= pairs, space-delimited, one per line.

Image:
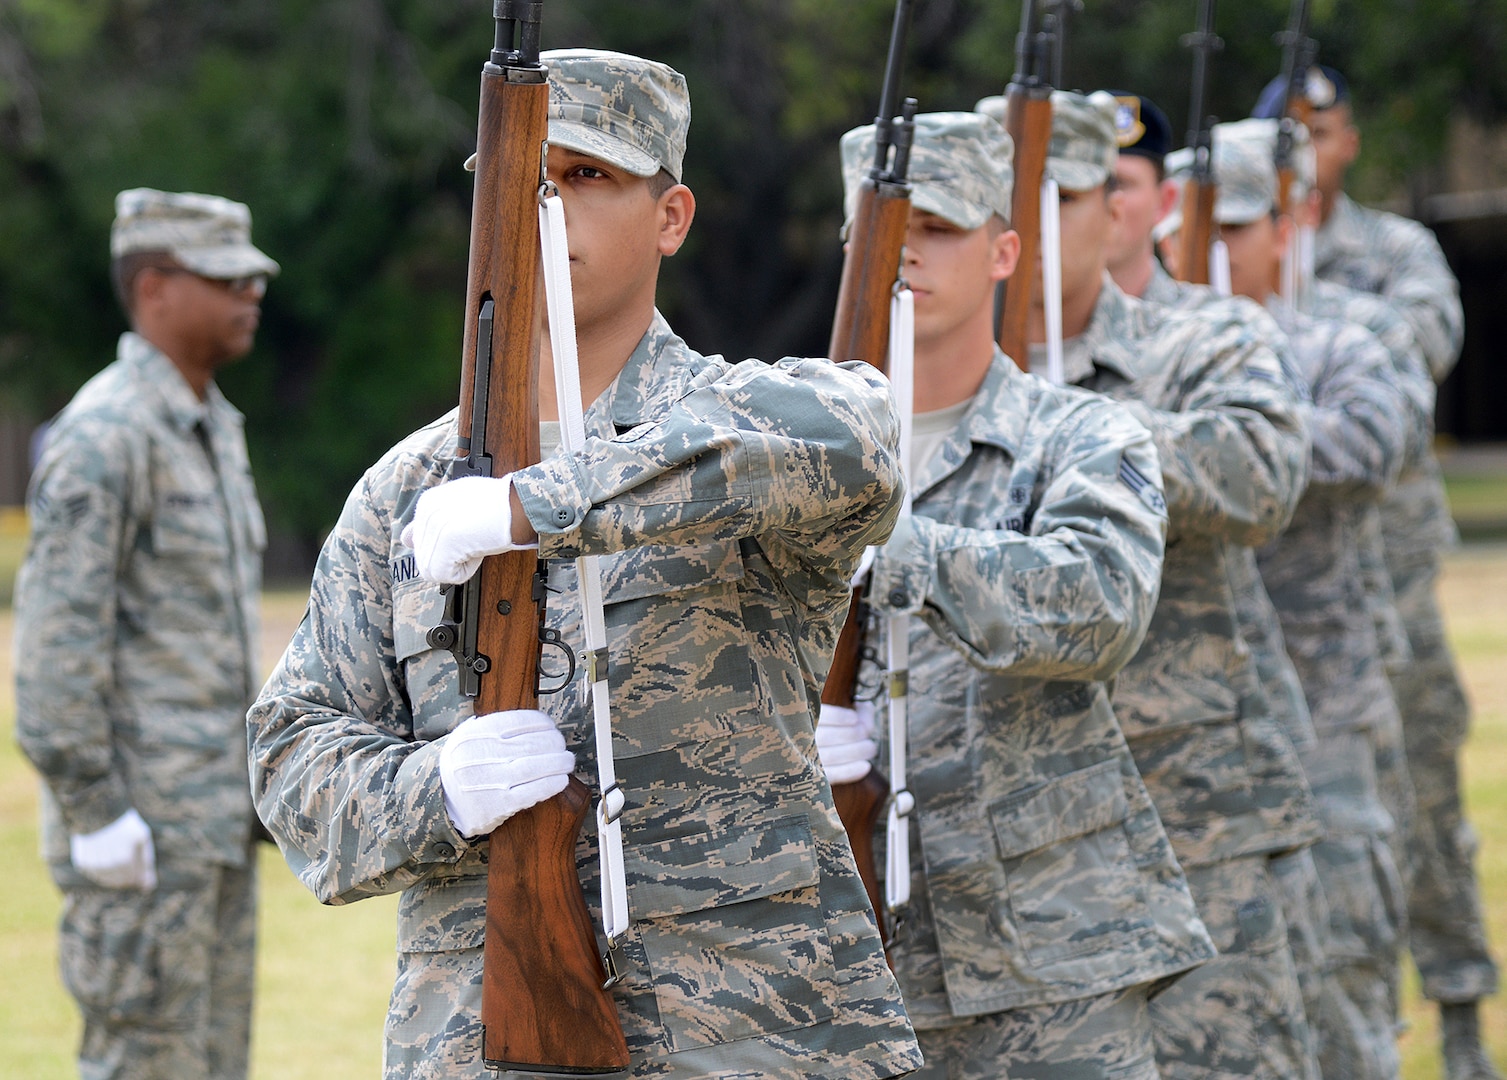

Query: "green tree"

xmin=0 ymin=0 xmax=1499 ymax=557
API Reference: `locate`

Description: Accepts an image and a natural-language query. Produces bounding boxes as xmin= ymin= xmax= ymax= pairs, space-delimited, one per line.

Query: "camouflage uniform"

xmin=248 ymin=313 xmax=923 ymax=1079
xmin=1306 ymin=278 xmax=1436 ymax=902
xmin=1315 ymin=193 xmax=1498 ymax=1007
xmin=1138 ymin=264 xmax=1331 ymax=1059
xmin=15 ymin=329 xmax=267 ymax=1079
xmin=865 ymin=354 xmax=1216 ymax=1080
xmin=833 ymin=109 xmax=1212 ymax=1079
xmin=1256 ymin=303 xmax=1417 ymax=1080
xmin=1027 ymin=97 xmax=1321 ymax=1080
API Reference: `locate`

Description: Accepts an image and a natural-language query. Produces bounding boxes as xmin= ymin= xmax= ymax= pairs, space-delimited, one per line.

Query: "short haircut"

xmin=110 ymin=250 xmax=176 ymax=319
xmin=646 ymin=167 xmax=677 ymax=200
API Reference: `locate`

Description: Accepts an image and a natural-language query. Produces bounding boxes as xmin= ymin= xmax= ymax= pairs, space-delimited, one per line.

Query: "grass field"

xmin=0 ymin=544 xmax=1504 ymax=1077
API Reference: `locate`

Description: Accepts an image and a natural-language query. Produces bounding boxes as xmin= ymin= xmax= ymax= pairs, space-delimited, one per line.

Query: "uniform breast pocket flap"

xmin=599 ymin=539 xmax=744 ymax=606
xmin=151 ymin=491 xmax=227 ymax=556
xmin=626 ymin=815 xmax=836 ymax=1052
xmin=393 ymin=580 xmax=448 ymax=663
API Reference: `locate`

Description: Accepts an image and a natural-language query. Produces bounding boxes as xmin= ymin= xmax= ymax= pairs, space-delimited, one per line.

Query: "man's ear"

xmin=1340 ymin=122 xmax=1361 ymax=170
xmin=1105 ymin=184 xmax=1128 ymax=227
xmin=657 ymin=184 xmax=696 ymax=256
xmin=1156 ymin=178 xmax=1181 ymax=223
xmin=991 ymin=227 xmax=1022 ymax=282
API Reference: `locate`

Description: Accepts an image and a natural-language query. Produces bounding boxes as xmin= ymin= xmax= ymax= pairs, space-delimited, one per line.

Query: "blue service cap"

xmin=1104 ymin=91 xmax=1172 ymax=162
xmin=1253 ymin=64 xmax=1349 ymax=118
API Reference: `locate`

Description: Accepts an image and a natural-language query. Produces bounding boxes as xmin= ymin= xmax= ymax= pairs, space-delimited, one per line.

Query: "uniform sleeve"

xmin=13 ymin=422 xmax=137 ymax=836
xmin=247 ymin=466 xmax=470 ymax=905
xmin=869 ymin=404 xmax=1167 ymax=681
xmin=1370 ymin=313 xmax=1436 ymax=472
xmin=1304 ymin=323 xmax=1409 ymax=498
xmin=1378 ymin=221 xmax=1464 ymax=384
xmin=512 ymin=357 xmax=904 ymax=608
xmin=1118 ymin=315 xmax=1310 ymax=549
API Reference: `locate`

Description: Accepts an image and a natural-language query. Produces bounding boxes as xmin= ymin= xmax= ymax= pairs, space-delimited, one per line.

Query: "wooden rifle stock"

xmin=1175 ymin=0 xmax=1222 ymax=288
xmin=829 ymin=180 xmax=912 ymax=364
xmin=1176 ymin=179 xmax=1216 ymax=286
xmin=454 ymin=18 xmax=629 ymax=1074
xmin=997 ymin=88 xmax=1053 ymax=369
xmin=820 ymin=583 xmax=891 ymax=929
xmin=824 ymin=173 xmax=907 ymax=936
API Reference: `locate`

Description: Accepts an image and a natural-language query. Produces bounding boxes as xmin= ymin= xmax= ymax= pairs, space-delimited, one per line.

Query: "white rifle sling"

xmin=1210 ymin=237 xmax=1233 ymax=298
xmin=1297 ymin=223 xmax=1316 ymax=312
xmin=539 ymin=193 xmax=631 ymax=950
xmin=884 ymin=286 xmax=916 ymax=914
xmin=1040 ymin=178 xmax=1066 ymax=387
xmin=1279 ymin=229 xmax=1299 ymax=315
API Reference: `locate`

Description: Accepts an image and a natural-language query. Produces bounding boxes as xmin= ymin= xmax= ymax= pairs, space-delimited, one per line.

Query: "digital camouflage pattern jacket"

xmin=866 ymin=352 xmax=1214 ymax=1026
xmin=1055 ymin=278 xmax=1319 ymax=868
xmin=16 ymin=333 xmax=265 ymax=883
xmin=248 ymin=312 xmax=923 ymax=1077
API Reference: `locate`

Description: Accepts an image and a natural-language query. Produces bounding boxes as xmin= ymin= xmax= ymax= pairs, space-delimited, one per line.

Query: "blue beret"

xmin=1252 ymin=64 xmax=1348 ymax=118
xmin=1104 ymin=91 xmax=1172 ymax=162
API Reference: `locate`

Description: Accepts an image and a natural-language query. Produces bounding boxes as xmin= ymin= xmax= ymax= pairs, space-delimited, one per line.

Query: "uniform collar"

xmin=602 ymin=310 xmax=711 ymax=433
xmin=1316 ymin=192 xmax=1365 ymax=259
xmin=119 ymin=332 xmax=239 ymax=436
xmin=1072 ymin=274 xmax=1144 ymax=383
xmin=911 ymin=351 xmax=1026 ymax=496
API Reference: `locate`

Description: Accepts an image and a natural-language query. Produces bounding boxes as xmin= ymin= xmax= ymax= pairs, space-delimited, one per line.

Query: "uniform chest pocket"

xmin=989 ymin=759 xmax=1153 ymax=967
xmin=393 ymin=579 xmax=471 ymax=740
xmin=151 ymin=490 xmax=228 ymax=557
xmin=625 ymin=816 xmax=836 ymax=1052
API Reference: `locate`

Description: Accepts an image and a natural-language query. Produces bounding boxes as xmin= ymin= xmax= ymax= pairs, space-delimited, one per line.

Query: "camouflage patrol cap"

xmin=1166 ymin=119 xmax=1288 ymax=225
xmin=111 ymin=188 xmax=280 ymax=278
xmin=841 ymin=111 xmax=1014 ymax=232
xmin=542 ymin=49 xmax=689 ymax=182
xmin=974 ymin=90 xmax=1117 ymax=190
xmin=1045 ymin=91 xmax=1120 ymax=191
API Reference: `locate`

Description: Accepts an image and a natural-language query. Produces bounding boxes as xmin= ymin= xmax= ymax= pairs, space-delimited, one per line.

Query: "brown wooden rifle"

xmin=823 ymin=0 xmax=917 ymax=940
xmin=1273 ymin=0 xmax=1315 ymax=221
xmin=1174 ymin=0 xmax=1223 ymax=286
xmin=995 ymin=0 xmax=1057 ymax=369
xmin=427 ymin=2 xmax=629 ymax=1072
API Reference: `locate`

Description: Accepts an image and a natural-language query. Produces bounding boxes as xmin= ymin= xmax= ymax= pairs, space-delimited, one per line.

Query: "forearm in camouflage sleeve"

xmin=1123 ymin=330 xmax=1308 ymax=550
xmin=14 ymin=431 xmax=136 ymax=835
xmin=1304 ymin=324 xmax=1410 ymax=498
xmin=873 ymin=412 xmax=1166 ymax=682
xmin=513 ymin=356 xmax=903 ymax=606
xmin=248 ymin=467 xmax=469 ymax=905
xmin=1388 ymin=251 xmax=1464 ymax=384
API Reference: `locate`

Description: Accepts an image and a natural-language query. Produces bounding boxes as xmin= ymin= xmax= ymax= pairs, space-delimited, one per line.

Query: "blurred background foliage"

xmin=0 ymin=0 xmax=1501 ymax=558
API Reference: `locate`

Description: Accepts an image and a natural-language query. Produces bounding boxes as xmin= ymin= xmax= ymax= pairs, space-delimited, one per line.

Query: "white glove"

xmin=401 ymin=474 xmax=528 ymax=585
xmin=816 ymin=702 xmax=878 ymax=785
xmin=70 ymin=808 xmax=157 ymax=890
xmin=439 ymin=709 xmax=577 ymax=837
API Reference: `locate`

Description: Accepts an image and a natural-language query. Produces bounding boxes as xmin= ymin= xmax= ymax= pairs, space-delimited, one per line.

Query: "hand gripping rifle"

xmin=823 ymin=0 xmax=917 ymax=944
xmin=1174 ymin=0 xmax=1224 ymax=288
xmin=994 ymin=0 xmax=1058 ymax=371
xmin=428 ymin=3 xmax=629 ymax=1072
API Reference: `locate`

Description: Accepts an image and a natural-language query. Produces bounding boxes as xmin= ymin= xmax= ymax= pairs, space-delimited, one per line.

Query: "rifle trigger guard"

xmin=535 ymin=626 xmax=576 ymax=694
